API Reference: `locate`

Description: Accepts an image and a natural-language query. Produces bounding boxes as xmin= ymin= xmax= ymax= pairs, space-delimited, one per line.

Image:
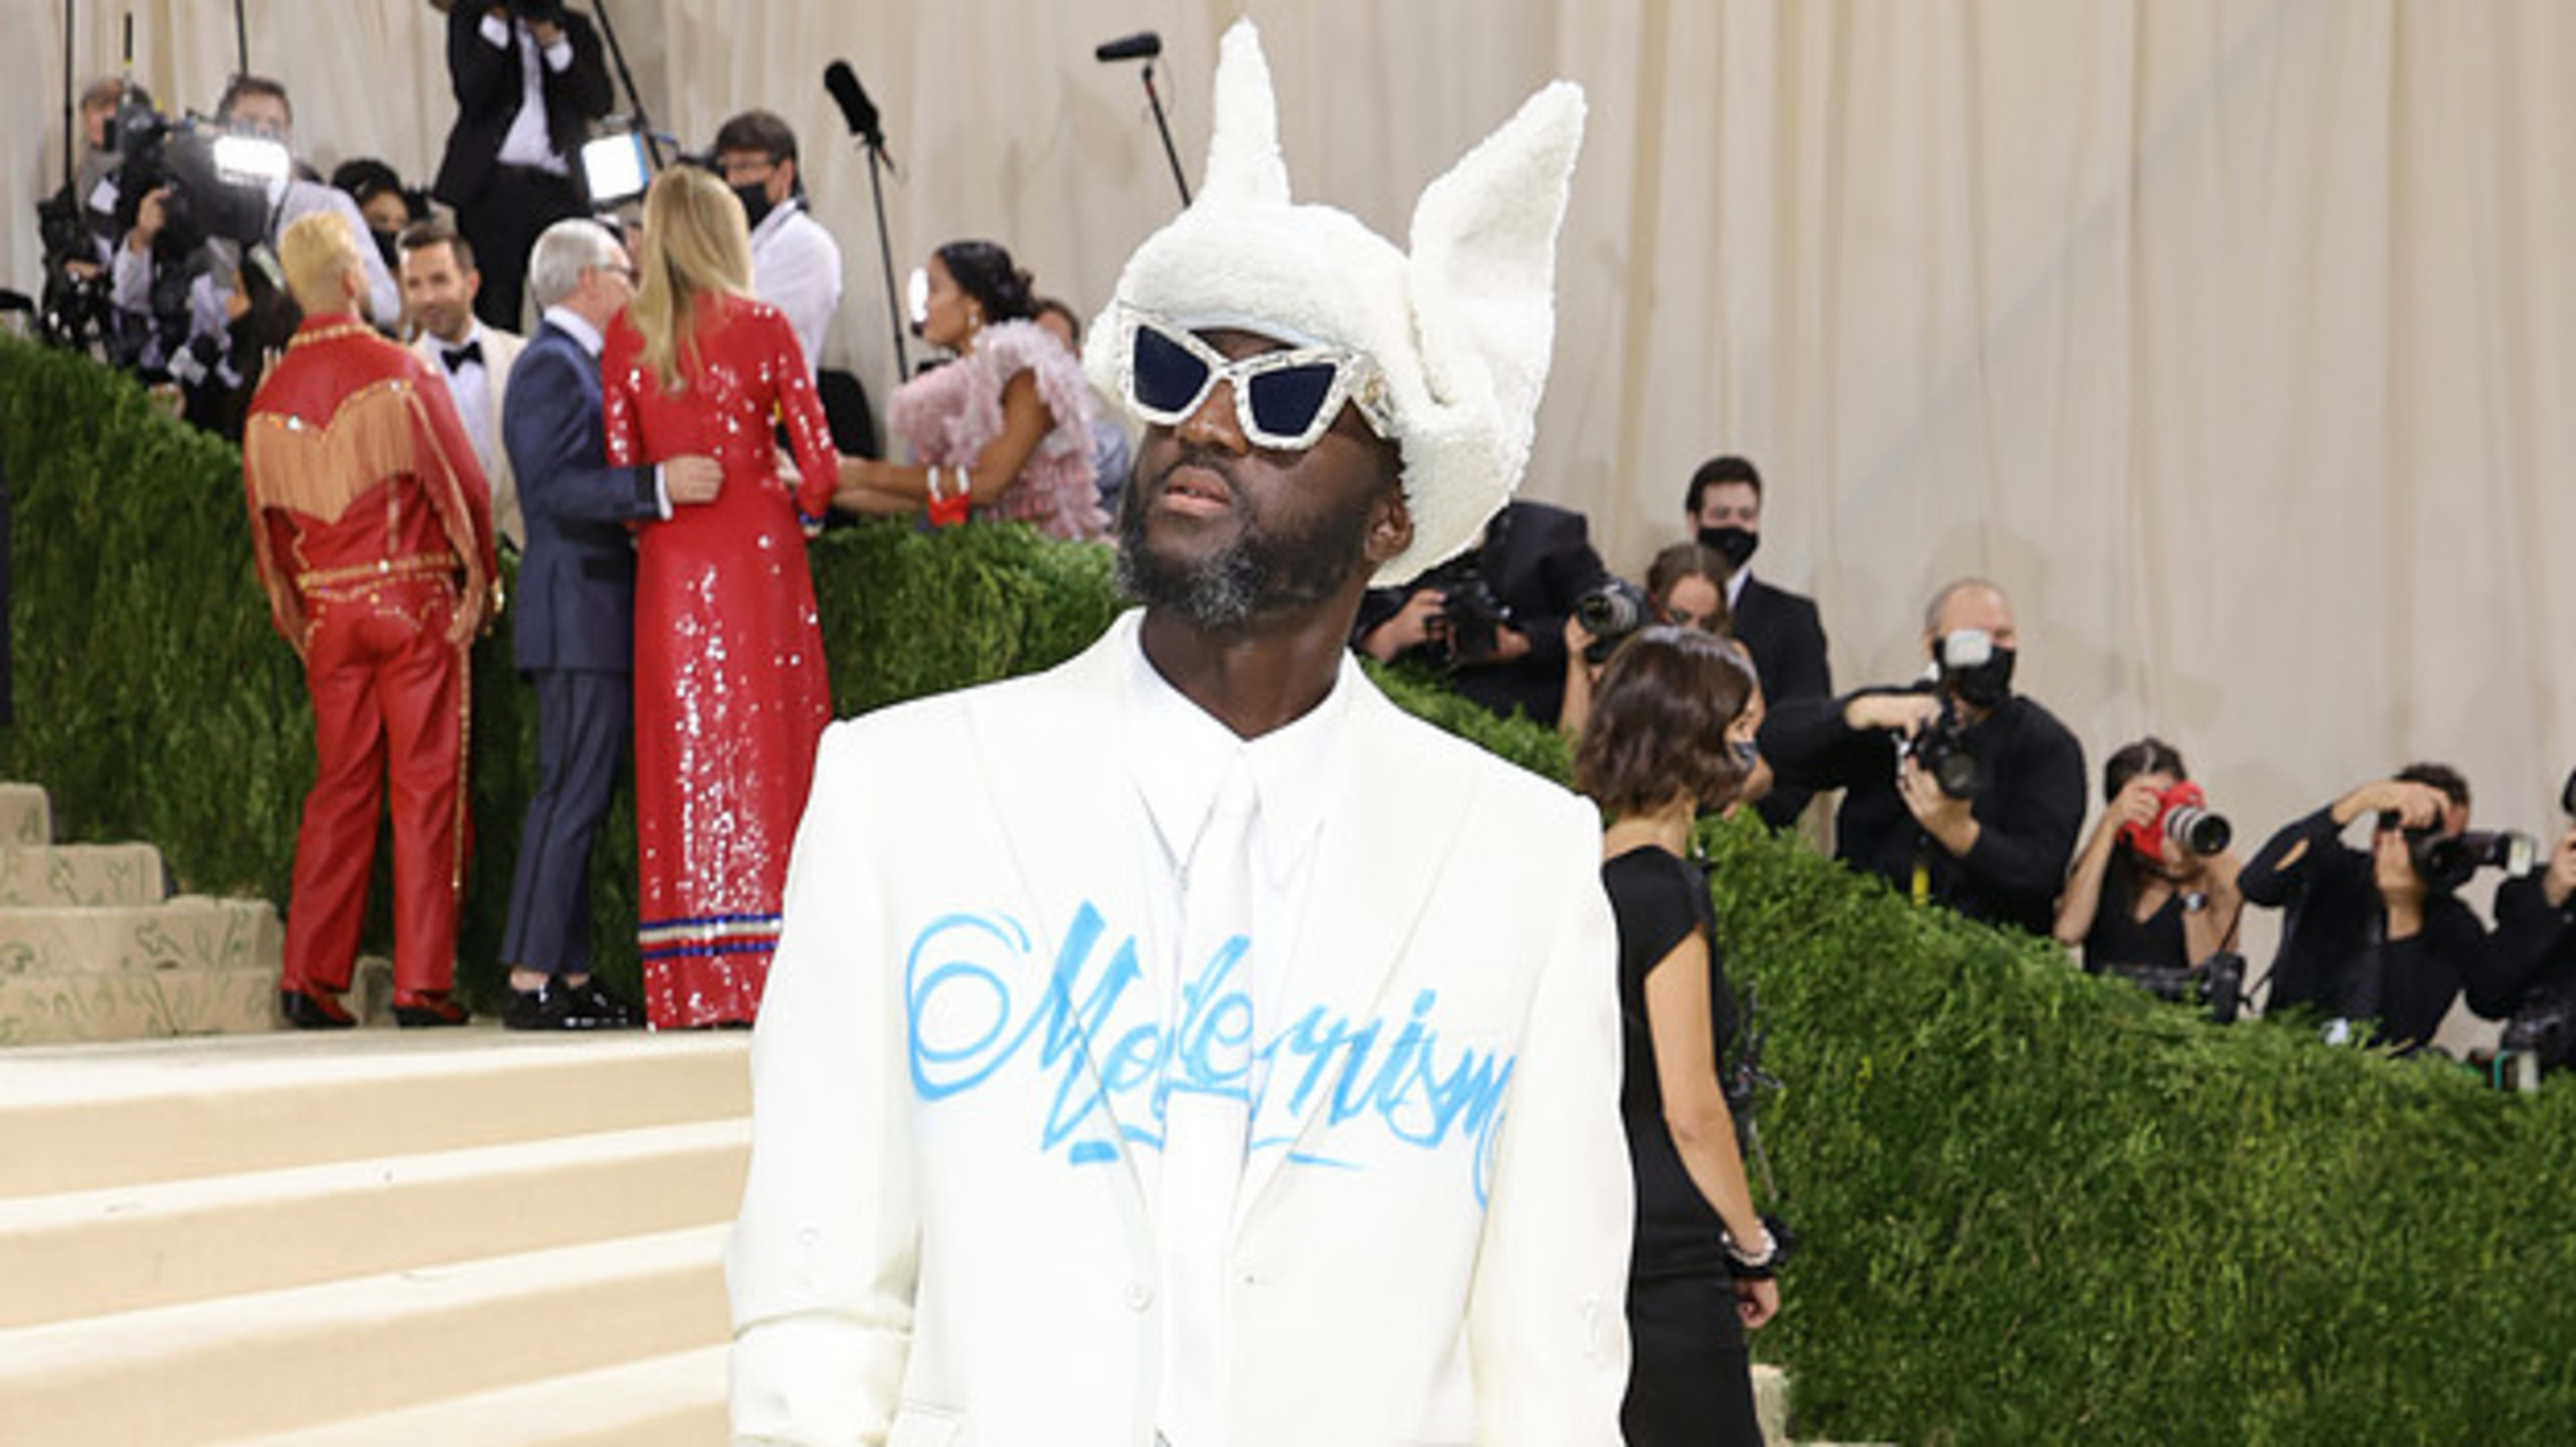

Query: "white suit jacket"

xmin=728 ymin=611 xmax=1632 ymax=1447
xmin=411 ymin=326 xmax=525 ymax=549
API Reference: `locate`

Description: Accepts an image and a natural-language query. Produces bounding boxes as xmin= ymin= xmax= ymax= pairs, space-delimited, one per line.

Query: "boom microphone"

xmin=823 ymin=59 xmax=881 ymax=149
xmin=1094 ymin=31 xmax=1161 ymax=62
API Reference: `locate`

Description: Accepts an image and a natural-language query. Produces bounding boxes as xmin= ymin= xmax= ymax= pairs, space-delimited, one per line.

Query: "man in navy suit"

xmin=1687 ymin=454 xmax=1833 ymax=828
xmin=496 ymin=218 xmax=718 ymax=1029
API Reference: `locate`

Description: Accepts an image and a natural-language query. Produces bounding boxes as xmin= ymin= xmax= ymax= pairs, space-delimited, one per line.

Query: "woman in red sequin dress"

xmin=602 ymin=168 xmax=839 ymax=1028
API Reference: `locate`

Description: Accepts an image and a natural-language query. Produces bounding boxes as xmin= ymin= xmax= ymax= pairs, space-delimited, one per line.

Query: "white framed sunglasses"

xmin=1114 ymin=307 xmax=1394 ymax=451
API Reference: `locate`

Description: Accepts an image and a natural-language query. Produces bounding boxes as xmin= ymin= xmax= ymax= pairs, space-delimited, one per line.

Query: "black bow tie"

xmin=441 ymin=340 xmax=484 ymax=373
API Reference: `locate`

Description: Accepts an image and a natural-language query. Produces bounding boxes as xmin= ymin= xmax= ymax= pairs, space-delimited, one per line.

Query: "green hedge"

xmin=7 ymin=337 xmax=2571 ymax=1443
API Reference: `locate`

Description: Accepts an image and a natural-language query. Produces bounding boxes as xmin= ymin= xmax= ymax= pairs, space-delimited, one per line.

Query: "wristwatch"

xmin=2181 ymin=890 xmax=2210 ymax=914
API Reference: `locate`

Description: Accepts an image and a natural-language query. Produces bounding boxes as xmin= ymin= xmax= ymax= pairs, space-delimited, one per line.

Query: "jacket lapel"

xmin=959 ymin=617 xmax=1163 ymax=1210
xmin=1232 ymin=684 xmax=1481 ymax=1228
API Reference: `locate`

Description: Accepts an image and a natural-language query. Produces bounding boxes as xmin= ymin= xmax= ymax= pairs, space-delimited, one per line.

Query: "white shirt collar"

xmin=436 ymin=318 xmax=488 ymax=361
xmin=543 ymin=305 xmax=604 ymax=358
xmin=1726 ymin=565 xmax=1751 ymax=610
xmin=747 ymin=196 xmax=804 ymax=250
xmin=1118 ymin=612 xmax=1351 ymax=887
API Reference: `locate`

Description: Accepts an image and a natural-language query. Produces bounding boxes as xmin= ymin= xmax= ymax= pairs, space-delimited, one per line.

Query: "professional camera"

xmin=1403 ymin=554 xmax=1511 ymax=669
xmin=1899 ymin=702 xmax=1979 ymax=800
xmin=110 ymin=101 xmax=285 ymax=256
xmin=2373 ymin=816 xmax=2536 ymax=893
xmin=32 ymin=191 xmax=117 ymax=354
xmin=1573 ymin=578 xmax=1649 ymax=665
xmin=2199 ymin=951 xmax=2247 ymax=1026
xmin=2123 ymin=780 xmax=2231 ymax=864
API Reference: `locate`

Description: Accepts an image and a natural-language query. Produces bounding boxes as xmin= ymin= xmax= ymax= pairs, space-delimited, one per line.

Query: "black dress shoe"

xmin=502 ymin=977 xmax=641 ymax=1031
xmin=279 ymin=987 xmax=356 ymax=1030
xmin=391 ymin=992 xmax=470 ymax=1027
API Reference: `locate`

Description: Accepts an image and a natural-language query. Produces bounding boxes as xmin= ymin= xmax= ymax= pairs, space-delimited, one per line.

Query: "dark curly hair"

xmin=936 ymin=239 xmax=1036 ymax=325
xmin=1574 ymin=626 xmax=1759 ymax=818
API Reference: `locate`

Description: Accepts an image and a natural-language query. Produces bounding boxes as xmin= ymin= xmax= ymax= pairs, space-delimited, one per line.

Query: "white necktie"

xmin=1158 ymin=763 xmax=1258 ymax=1447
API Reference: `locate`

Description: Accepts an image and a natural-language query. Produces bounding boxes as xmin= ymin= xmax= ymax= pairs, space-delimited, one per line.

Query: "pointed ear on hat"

xmin=1370 ymin=81 xmax=1586 ymax=586
xmin=1198 ymin=20 xmax=1293 ymax=209
xmin=1407 ymin=80 xmax=1587 ymax=440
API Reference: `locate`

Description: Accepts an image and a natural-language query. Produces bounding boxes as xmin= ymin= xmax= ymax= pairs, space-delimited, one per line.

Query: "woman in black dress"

xmin=2051 ymin=737 xmax=2245 ymax=1000
xmin=1572 ymin=627 xmax=1780 ymax=1446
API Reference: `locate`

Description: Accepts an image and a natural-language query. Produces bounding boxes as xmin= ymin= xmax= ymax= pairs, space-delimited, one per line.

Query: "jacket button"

xmin=1124 ymin=1281 xmax=1153 ymax=1311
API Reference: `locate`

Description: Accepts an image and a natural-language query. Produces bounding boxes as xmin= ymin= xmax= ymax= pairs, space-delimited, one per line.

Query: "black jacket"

xmin=432 ymin=6 xmax=614 ymax=207
xmin=1762 ymin=683 xmax=2085 ymax=937
xmin=1731 ymin=574 xmax=1831 ymax=828
xmin=2238 ymin=806 xmax=2485 ymax=1049
xmin=1355 ymin=500 xmax=1610 ymax=728
xmin=2471 ymin=873 xmax=2576 ymax=1044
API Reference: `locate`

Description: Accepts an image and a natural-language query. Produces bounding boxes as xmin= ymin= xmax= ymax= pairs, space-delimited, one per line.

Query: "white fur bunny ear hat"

xmin=1085 ymin=19 xmax=1587 ymax=586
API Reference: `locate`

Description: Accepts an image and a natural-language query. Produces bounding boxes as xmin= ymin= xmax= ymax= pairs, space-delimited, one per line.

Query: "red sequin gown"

xmin=602 ymin=293 xmax=837 ymax=1027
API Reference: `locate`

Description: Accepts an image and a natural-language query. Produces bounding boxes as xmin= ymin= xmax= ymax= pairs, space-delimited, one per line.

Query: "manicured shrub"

xmin=9 ymin=337 xmax=2571 ymax=1443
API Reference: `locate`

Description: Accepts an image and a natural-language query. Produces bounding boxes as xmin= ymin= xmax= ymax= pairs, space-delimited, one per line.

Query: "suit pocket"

xmin=887 ymin=1401 xmax=964 ymax=1447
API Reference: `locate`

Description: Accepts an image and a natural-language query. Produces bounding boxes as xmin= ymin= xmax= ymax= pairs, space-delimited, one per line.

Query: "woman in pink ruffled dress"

xmin=835 ymin=240 xmax=1108 ymax=539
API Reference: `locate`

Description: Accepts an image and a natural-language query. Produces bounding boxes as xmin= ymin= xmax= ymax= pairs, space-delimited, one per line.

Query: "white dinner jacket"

xmin=411 ymin=325 xmax=525 ymax=549
xmin=728 ymin=610 xmax=1631 ymax=1447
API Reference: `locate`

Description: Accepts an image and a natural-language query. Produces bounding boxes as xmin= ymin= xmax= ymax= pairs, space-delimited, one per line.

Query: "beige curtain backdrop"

xmin=9 ymin=1 xmax=2574 ymax=1022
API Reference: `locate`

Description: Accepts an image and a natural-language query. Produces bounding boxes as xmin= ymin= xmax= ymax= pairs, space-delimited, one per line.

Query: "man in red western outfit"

xmin=243 ymin=211 xmax=497 ymax=1028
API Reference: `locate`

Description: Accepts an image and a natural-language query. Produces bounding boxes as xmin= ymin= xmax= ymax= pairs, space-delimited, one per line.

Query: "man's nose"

xmin=1177 ymin=377 xmax=1250 ymax=454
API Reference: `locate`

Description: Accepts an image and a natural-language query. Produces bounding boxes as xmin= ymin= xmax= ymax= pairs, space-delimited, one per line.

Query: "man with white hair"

xmin=727 ymin=20 xmax=1627 ymax=1447
xmin=492 ymin=219 xmax=718 ymax=1030
xmin=241 ymin=210 xmax=494 ymax=1029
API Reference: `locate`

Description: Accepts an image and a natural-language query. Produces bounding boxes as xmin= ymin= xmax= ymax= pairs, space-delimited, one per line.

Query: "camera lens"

xmin=2166 ymin=804 xmax=2232 ymax=856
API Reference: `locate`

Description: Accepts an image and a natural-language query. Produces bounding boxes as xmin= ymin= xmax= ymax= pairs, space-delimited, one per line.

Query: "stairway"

xmin=0 ymin=782 xmax=282 ymax=1046
xmin=0 ymin=1027 xmax=751 ymax=1445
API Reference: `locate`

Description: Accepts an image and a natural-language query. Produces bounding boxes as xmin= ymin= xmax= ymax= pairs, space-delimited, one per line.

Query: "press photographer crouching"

xmin=2052 ymin=738 xmax=2247 ymax=1018
xmin=2465 ymin=771 xmax=2576 ymax=1080
xmin=2238 ymin=765 xmax=2508 ymax=1052
xmin=1762 ymin=578 xmax=2086 ymax=936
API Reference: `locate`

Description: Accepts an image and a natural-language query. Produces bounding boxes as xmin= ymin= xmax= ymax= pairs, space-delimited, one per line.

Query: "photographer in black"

xmin=1761 ymin=578 xmax=2086 ymax=936
xmin=2238 ymin=766 xmax=2492 ymax=1051
xmin=1354 ymin=498 xmax=1612 ymax=727
xmin=2052 ymin=737 xmax=2245 ymax=1010
xmin=2465 ymin=775 xmax=2576 ymax=1073
xmin=431 ymin=1 xmax=614 ymax=331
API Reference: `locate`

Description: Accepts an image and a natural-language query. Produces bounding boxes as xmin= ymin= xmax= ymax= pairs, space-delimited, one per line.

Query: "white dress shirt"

xmin=1726 ymin=564 xmax=1750 ymax=611
xmin=747 ymin=198 xmax=844 ymax=373
xmin=431 ymin=320 xmax=500 ymax=482
xmin=483 ymin=13 xmax=577 ymax=174
xmin=1120 ymin=627 xmax=1346 ymax=1445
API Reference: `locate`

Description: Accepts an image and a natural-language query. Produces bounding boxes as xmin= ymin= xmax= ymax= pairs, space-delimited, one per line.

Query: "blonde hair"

xmin=277 ymin=211 xmax=362 ymax=314
xmin=629 ymin=166 xmax=753 ymax=391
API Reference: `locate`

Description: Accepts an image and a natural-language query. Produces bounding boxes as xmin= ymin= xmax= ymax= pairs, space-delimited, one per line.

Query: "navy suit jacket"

xmin=502 ymin=321 xmax=661 ymax=674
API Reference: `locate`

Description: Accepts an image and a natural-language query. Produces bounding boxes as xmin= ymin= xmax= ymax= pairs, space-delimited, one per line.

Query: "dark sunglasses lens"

xmin=1246 ymin=362 xmax=1337 ymax=440
xmin=1131 ymin=326 xmax=1209 ymax=415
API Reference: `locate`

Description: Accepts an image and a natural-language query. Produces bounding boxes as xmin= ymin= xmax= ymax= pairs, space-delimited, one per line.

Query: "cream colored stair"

xmin=0 ymin=1028 xmax=751 ymax=1446
xmin=0 ymin=783 xmax=284 ymax=1046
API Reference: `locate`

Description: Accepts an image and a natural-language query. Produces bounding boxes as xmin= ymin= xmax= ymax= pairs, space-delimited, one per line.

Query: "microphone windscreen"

xmin=1093 ymin=31 xmax=1163 ymax=62
xmin=823 ymin=60 xmax=879 ymax=138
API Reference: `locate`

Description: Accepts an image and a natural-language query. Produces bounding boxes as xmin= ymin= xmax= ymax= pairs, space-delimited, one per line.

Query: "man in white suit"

xmin=400 ymin=218 xmax=525 ymax=551
xmin=729 ymin=22 xmax=1624 ymax=1446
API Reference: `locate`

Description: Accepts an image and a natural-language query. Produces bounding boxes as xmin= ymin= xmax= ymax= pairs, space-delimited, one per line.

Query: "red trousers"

xmin=280 ymin=578 xmax=470 ymax=1000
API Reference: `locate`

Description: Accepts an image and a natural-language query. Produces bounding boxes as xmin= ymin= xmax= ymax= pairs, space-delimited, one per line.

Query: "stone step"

xmin=0 ymin=1029 xmax=752 ymax=1197
xmin=0 ymin=782 xmax=52 ymax=845
xmin=1756 ymin=1362 xmax=1788 ymax=1443
xmin=0 ymin=1117 xmax=751 ymax=1329
xmin=0 ymin=963 xmax=278 ymax=1047
xmin=0 ymin=894 xmax=278 ymax=981
xmin=206 ymin=1344 xmax=728 ymax=1447
xmin=0 ymin=840 xmax=167 ymax=906
xmin=0 ymin=1222 xmax=729 ymax=1446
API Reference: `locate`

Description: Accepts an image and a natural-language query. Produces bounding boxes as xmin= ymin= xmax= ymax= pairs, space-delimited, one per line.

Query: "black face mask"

xmin=1697 ymin=525 xmax=1759 ymax=571
xmin=1943 ymin=645 xmax=2017 ymax=710
xmin=732 ymin=180 xmax=775 ymax=231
